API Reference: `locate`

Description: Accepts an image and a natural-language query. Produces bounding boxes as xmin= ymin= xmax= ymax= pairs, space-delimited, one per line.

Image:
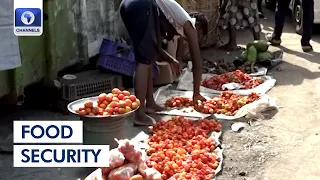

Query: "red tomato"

xmin=112 ymin=88 xmax=121 ymax=94
xmin=122 ymin=90 xmax=131 ymax=96
xmin=106 ymin=94 xmax=113 ymax=102
xmin=118 ymin=100 xmax=126 ymax=108
xmin=131 ymin=102 xmax=139 ymax=109
xmin=129 ymin=95 xmax=136 ymax=102
xmin=112 ymin=97 xmax=119 ymax=102
xmin=124 ymin=99 xmax=132 ymax=107
xmin=84 ymin=100 xmax=93 ymax=108
xmin=109 ymin=102 xmax=118 ymax=108
xmin=117 ymin=93 xmax=125 ymax=100
xmin=118 ymin=108 xmax=126 ymax=114
xmin=98 ymin=93 xmax=107 ymax=102
xmin=105 ymin=107 xmax=114 ymax=114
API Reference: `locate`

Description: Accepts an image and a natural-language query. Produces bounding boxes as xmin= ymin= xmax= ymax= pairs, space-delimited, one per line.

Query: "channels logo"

xmin=14 ymin=8 xmax=42 ymax=36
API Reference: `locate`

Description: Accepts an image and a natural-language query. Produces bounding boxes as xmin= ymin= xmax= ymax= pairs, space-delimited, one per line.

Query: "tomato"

xmin=84 ymin=100 xmax=93 ymax=108
xmin=135 ymin=99 xmax=140 ymax=106
xmin=129 ymin=95 xmax=136 ymax=102
xmin=131 ymin=102 xmax=139 ymax=109
xmin=117 ymin=93 xmax=125 ymax=100
xmin=79 ymin=110 xmax=86 ymax=116
xmin=118 ymin=100 xmax=126 ymax=108
xmin=85 ymin=108 xmax=91 ymax=114
xmin=99 ymin=103 xmax=106 ymax=109
xmin=112 ymin=97 xmax=119 ymax=102
xmin=112 ymin=88 xmax=121 ymax=94
xmin=122 ymin=90 xmax=131 ymax=96
xmin=98 ymin=93 xmax=107 ymax=102
xmin=109 ymin=102 xmax=118 ymax=108
xmin=92 ymin=107 xmax=99 ymax=114
xmin=106 ymin=94 xmax=113 ymax=102
xmin=125 ymin=106 xmax=132 ymax=113
xmin=129 ymin=175 xmax=143 ymax=180
xmin=103 ymin=112 xmax=110 ymax=116
xmin=124 ymin=99 xmax=132 ymax=107
xmin=118 ymin=107 xmax=126 ymax=114
xmin=105 ymin=107 xmax=114 ymax=114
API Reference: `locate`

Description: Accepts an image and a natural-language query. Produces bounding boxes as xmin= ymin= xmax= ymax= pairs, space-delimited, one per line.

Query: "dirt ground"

xmin=0 ymin=8 xmax=320 ymax=180
xmin=210 ymin=10 xmax=320 ymax=180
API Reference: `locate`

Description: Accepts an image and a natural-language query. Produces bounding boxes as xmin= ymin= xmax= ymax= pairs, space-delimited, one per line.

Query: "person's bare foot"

xmin=133 ymin=112 xmax=156 ymax=126
xmin=145 ymin=103 xmax=166 ymax=114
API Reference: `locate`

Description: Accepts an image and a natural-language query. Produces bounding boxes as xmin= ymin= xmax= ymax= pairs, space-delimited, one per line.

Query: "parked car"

xmin=265 ymin=0 xmax=320 ymax=34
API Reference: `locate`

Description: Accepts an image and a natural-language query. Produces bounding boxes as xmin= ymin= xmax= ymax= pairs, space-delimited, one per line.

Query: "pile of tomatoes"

xmin=145 ymin=116 xmax=222 ymax=180
xmin=164 ymin=92 xmax=260 ymax=116
xmin=201 ymin=70 xmax=264 ymax=90
xmin=198 ymin=91 xmax=260 ymax=116
xmin=165 ymin=96 xmax=193 ymax=108
xmin=76 ymin=88 xmax=140 ymax=116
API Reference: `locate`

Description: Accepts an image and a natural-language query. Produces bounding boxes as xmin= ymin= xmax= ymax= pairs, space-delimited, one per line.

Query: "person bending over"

xmin=120 ymin=0 xmax=206 ymax=125
xmin=176 ymin=12 xmax=209 ymax=63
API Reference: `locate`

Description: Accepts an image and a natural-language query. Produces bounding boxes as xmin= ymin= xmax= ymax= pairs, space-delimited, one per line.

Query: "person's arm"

xmin=176 ymin=37 xmax=185 ymax=63
xmin=183 ymin=21 xmax=202 ymax=95
xmin=159 ymin=48 xmax=175 ymax=63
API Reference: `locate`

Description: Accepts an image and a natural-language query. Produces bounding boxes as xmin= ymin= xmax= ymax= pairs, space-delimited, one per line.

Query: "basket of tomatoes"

xmin=68 ymin=88 xmax=140 ymax=119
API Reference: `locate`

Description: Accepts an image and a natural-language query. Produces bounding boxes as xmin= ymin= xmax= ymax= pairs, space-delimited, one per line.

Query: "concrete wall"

xmin=0 ymin=0 xmax=126 ymax=98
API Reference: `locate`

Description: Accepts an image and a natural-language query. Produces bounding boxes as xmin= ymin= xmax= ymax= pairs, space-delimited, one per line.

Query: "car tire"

xmin=265 ymin=0 xmax=277 ymax=11
xmin=292 ymin=0 xmax=303 ymax=35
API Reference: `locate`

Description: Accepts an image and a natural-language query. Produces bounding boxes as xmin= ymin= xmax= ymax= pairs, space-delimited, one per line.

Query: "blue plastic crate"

xmin=98 ymin=38 xmax=159 ymax=77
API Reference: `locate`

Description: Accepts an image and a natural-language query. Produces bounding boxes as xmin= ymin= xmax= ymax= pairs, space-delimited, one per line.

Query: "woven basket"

xmin=177 ymin=0 xmax=220 ymax=48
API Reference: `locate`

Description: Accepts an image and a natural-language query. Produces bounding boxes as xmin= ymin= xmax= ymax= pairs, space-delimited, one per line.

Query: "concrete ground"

xmin=1 ymin=8 xmax=320 ymax=180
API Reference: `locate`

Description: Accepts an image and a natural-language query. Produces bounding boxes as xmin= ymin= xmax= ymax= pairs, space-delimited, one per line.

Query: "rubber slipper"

xmin=302 ymin=45 xmax=313 ymax=52
xmin=266 ymin=33 xmax=281 ymax=46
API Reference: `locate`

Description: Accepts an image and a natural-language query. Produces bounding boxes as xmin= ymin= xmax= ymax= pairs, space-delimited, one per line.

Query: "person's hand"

xmin=193 ymin=93 xmax=206 ymax=111
xmin=169 ymin=59 xmax=182 ymax=77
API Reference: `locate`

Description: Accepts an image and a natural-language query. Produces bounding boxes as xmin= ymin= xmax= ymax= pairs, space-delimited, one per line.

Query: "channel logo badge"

xmin=14 ymin=8 xmax=42 ymax=36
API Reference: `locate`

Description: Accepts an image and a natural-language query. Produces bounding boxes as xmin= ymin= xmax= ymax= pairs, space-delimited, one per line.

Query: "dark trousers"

xmin=274 ymin=0 xmax=314 ymax=45
xmin=258 ymin=0 xmax=263 ymax=13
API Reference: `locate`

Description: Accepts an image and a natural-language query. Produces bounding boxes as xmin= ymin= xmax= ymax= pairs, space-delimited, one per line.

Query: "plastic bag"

xmin=117 ymin=139 xmax=143 ymax=163
xmin=101 ymin=149 xmax=125 ymax=177
xmin=221 ymin=83 xmax=242 ymax=90
xmin=141 ymin=168 xmax=162 ymax=180
xmin=108 ymin=163 xmax=138 ymax=180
